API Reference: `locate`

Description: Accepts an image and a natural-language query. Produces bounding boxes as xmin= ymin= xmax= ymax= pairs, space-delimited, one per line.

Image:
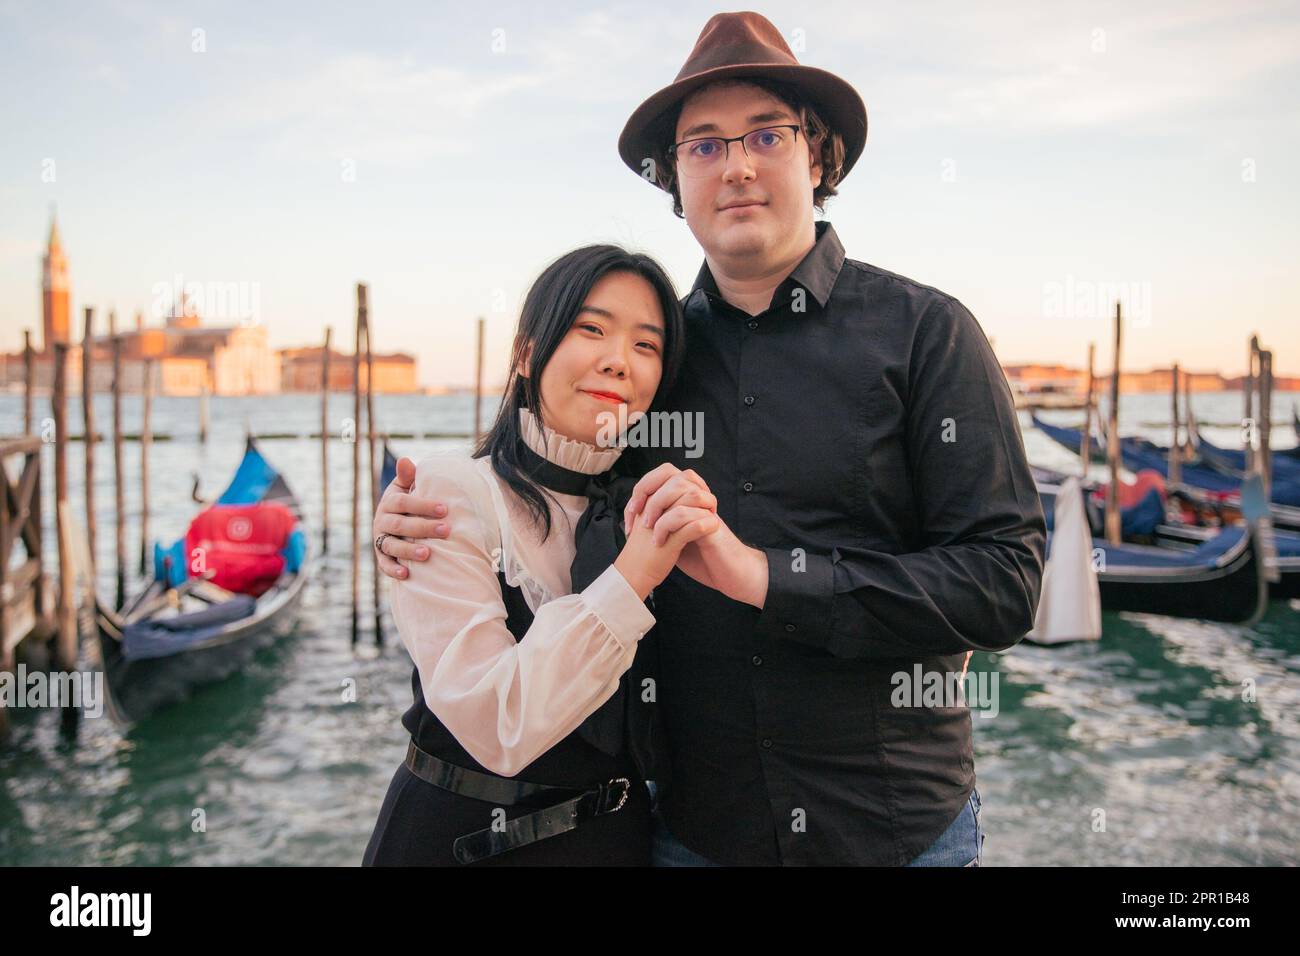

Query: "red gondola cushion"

xmin=184 ymin=502 xmax=297 ymax=597
xmin=1091 ymin=468 xmax=1167 ymax=509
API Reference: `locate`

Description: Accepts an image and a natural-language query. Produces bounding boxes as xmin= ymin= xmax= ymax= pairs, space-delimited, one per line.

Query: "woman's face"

xmin=531 ymin=270 xmax=666 ymax=447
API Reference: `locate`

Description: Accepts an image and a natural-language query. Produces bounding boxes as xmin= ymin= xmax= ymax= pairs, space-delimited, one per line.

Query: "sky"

xmin=2 ymin=0 xmax=1298 ymax=388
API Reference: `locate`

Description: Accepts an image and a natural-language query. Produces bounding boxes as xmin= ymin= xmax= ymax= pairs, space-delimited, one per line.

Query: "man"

xmin=373 ymin=11 xmax=1045 ymax=866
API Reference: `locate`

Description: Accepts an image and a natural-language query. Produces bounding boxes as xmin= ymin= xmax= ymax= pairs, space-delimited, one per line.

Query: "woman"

xmin=363 ymin=245 xmax=720 ymax=866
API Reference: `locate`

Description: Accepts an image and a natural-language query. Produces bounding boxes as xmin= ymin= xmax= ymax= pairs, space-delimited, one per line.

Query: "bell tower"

xmin=42 ymin=208 xmax=70 ymax=353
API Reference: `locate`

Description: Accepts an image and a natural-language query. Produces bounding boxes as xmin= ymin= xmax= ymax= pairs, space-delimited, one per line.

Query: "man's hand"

xmin=673 ymin=516 xmax=768 ymax=608
xmin=373 ymin=456 xmax=449 ymax=580
xmin=614 ymin=503 xmax=720 ymax=600
xmin=623 ymin=464 xmax=767 ymax=608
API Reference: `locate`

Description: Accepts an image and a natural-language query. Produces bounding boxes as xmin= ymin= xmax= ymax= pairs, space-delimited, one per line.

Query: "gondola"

xmin=380 ymin=439 xmax=399 ymax=495
xmin=1192 ymin=434 xmax=1300 ymax=477
xmin=1034 ymin=464 xmax=1299 ymax=603
xmin=1038 ymin=471 xmax=1271 ymax=624
xmin=92 ymin=436 xmax=311 ymax=724
xmin=1149 ymin=518 xmax=1300 ymax=601
xmin=1184 ymin=411 xmax=1300 ymax=476
xmin=1031 ymin=414 xmax=1300 ymax=529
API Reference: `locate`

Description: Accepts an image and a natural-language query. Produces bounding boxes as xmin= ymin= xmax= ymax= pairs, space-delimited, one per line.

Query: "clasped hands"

xmin=622 ymin=464 xmax=768 ymax=609
xmin=371 ymin=457 xmax=767 ymax=609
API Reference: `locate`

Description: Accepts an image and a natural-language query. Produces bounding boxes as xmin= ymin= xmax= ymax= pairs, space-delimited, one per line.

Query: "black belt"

xmin=403 ymin=740 xmax=632 ymax=864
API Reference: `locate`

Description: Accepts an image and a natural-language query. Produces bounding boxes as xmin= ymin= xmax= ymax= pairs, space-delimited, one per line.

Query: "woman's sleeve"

xmin=389 ymin=459 xmax=656 ymax=777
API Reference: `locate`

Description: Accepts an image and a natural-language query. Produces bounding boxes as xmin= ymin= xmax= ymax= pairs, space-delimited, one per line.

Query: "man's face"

xmin=673 ymin=81 xmax=822 ymax=270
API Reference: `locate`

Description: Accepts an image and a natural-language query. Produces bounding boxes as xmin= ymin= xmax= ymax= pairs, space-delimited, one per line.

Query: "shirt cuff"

xmin=583 ymin=564 xmax=657 ymax=650
xmin=754 ymin=546 xmax=835 ymax=651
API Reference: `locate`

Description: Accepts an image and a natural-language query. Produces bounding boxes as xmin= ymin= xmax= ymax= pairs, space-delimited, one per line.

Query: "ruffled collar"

xmin=519 ymin=407 xmax=622 ymax=476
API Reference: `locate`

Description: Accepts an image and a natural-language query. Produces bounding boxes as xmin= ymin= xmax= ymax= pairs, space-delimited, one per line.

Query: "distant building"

xmin=2 ymin=213 xmax=281 ymax=396
xmin=1105 ymin=368 xmax=1229 ymax=393
xmin=278 ymin=346 xmax=419 ymax=393
xmin=1002 ymin=363 xmax=1089 ymax=393
xmin=1224 ymin=374 xmax=1300 ymax=392
xmin=1002 ymin=364 xmax=1253 ymax=395
xmin=79 ymin=303 xmax=281 ymax=396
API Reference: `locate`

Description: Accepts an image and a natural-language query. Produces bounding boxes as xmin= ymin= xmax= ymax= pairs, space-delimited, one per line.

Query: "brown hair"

xmin=649 ymin=77 xmax=847 ymax=218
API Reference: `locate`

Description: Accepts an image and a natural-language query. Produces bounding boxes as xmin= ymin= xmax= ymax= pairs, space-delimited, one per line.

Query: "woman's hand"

xmin=614 ymin=504 xmax=719 ymax=600
xmin=622 ymin=463 xmax=768 ymax=607
xmin=622 ymin=464 xmax=717 ymax=540
xmin=615 ymin=463 xmax=721 ymax=598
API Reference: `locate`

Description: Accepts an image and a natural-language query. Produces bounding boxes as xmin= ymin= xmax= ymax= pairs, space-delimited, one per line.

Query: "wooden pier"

xmin=0 ymin=435 xmax=53 ymax=741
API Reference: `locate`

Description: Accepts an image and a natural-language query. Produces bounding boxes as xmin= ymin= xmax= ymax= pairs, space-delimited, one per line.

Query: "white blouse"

xmin=389 ymin=407 xmax=656 ymax=778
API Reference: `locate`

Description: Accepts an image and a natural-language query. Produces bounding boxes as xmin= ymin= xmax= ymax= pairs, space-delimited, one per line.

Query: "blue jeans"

xmin=648 ymin=781 xmax=985 ymax=867
xmin=648 ymin=781 xmax=723 ymax=867
xmin=905 ymin=786 xmax=984 ymax=867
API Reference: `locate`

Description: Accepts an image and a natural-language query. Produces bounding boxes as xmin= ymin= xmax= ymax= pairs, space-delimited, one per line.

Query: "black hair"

xmin=472 ymin=245 xmax=685 ymax=540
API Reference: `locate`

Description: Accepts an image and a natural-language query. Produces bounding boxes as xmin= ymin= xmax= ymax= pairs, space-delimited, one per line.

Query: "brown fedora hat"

xmin=618 ymin=11 xmax=867 ymax=187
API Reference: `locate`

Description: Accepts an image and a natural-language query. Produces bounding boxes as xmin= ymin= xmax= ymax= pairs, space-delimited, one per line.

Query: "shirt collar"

xmin=688 ymin=220 xmax=846 ymax=311
xmin=518 ymin=406 xmax=622 ymax=476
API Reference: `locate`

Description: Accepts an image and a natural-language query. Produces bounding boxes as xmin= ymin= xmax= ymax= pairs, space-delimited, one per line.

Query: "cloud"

xmin=203 ymin=52 xmax=546 ymax=167
xmin=818 ymin=0 xmax=1300 ymax=132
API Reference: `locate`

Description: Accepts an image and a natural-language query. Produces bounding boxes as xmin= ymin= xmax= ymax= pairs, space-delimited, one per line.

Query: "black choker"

xmin=516 ymin=440 xmax=613 ymax=496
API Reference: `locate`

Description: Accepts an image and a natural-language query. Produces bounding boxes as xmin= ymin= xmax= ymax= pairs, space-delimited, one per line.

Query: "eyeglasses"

xmin=668 ymin=124 xmax=803 ymax=179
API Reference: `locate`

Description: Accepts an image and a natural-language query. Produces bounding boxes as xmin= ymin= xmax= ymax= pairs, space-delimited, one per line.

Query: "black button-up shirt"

xmin=627 ymin=220 xmax=1046 ymax=865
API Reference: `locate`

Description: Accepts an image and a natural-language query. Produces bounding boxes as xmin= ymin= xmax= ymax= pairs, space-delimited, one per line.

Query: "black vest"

xmin=401 ymin=571 xmax=670 ymax=790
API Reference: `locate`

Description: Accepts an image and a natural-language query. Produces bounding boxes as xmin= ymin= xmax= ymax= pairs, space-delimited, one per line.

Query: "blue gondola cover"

xmin=121 ymin=595 xmax=258 ymax=661
xmin=217 ymin=442 xmax=281 ymax=505
xmin=153 ymin=539 xmax=189 ymax=587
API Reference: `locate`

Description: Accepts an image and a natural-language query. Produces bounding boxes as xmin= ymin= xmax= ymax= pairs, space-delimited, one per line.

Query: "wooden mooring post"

xmin=1079 ymin=342 xmax=1095 ymax=477
xmin=363 ymin=301 xmax=383 ymax=647
xmin=320 ymin=327 xmax=331 ymax=555
xmin=23 ymin=331 xmax=34 ymax=434
xmin=1259 ymin=349 xmax=1274 ymax=498
xmin=199 ymin=377 xmax=210 ymax=445
xmin=52 ymin=343 xmax=80 ymax=734
xmin=1104 ymin=303 xmax=1123 ymax=546
xmin=351 ymin=285 xmax=365 ymax=646
xmin=1245 ymin=335 xmax=1259 ymax=473
xmin=82 ymin=307 xmax=98 ymax=582
xmin=111 ymin=312 xmax=127 ymax=610
xmin=1168 ymin=363 xmax=1182 ymax=485
xmin=138 ymin=359 xmax=156 ymax=576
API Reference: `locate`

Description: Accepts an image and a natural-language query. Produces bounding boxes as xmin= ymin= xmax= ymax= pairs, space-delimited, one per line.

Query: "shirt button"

xmin=752 ymin=655 xmax=763 ymax=666
xmin=742 ymin=481 xmax=754 ymax=492
xmin=744 ymin=394 xmax=755 ymax=406
xmin=747 ymin=320 xmax=758 ymax=331
xmin=784 ymin=623 xmax=796 ymax=633
xmin=761 ymin=738 xmax=773 ymax=749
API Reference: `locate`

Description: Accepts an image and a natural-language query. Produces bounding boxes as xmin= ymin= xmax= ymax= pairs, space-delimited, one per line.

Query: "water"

xmin=0 ymin=390 xmax=1296 ymax=865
